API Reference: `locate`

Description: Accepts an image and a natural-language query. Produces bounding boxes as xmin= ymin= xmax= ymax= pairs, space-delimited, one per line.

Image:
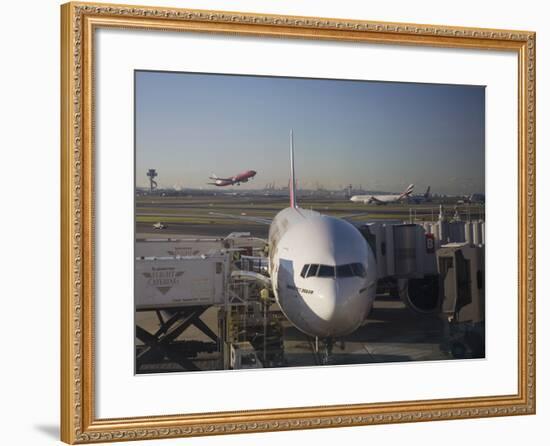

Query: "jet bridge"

xmin=437 ymin=243 xmax=485 ymax=358
xmin=358 ymin=222 xmax=438 ymax=280
xmin=358 ymin=222 xmax=440 ymax=314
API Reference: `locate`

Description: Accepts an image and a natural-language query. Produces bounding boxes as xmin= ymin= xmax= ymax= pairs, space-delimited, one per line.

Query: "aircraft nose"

xmin=332 ymin=281 xmax=371 ymax=336
xmin=305 ymin=279 xmax=370 ymax=337
xmin=310 ymin=283 xmax=338 ymax=321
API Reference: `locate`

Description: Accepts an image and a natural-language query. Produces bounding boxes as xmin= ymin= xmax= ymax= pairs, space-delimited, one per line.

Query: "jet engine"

xmin=398 ymin=275 xmax=441 ymax=314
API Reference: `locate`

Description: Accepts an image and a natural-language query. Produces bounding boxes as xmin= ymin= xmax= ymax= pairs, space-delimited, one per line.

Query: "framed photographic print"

xmin=60 ymin=2 xmax=536 ymax=443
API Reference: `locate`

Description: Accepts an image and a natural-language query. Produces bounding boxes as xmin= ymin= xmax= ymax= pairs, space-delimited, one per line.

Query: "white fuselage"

xmin=350 ymin=185 xmax=414 ymax=205
xmin=268 ymin=207 xmax=377 ymax=338
xmin=350 ymin=194 xmax=403 ymax=205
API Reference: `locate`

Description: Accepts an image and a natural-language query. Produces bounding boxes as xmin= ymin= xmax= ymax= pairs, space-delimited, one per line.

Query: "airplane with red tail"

xmin=208 ymin=170 xmax=257 ymax=186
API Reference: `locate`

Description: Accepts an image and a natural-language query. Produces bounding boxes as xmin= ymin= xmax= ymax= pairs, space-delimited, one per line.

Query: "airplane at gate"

xmin=210 ymin=131 xmax=377 ymax=349
xmin=349 ymin=184 xmax=415 ymax=205
xmin=208 ymin=170 xmax=257 ymax=186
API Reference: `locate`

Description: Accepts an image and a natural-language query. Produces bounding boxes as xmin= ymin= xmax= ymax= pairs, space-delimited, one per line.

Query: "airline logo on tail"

xmin=398 ymin=184 xmax=415 ymax=200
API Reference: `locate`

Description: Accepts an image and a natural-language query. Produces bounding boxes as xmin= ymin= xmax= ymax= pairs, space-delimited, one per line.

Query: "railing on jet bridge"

xmin=421 ymin=221 xmax=485 ymax=247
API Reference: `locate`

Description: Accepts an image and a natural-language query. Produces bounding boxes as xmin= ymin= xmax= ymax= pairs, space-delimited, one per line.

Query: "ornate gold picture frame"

xmin=61 ymin=2 xmax=535 ymax=443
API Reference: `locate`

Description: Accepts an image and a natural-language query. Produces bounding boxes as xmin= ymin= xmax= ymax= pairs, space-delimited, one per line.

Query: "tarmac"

xmin=135 ymin=294 xmax=451 ymax=373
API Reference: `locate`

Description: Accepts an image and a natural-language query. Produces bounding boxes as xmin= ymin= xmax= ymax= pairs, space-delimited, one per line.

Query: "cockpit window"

xmin=351 ymin=263 xmax=366 ymax=278
xmin=336 ymin=264 xmax=354 ymax=278
xmin=301 ymin=263 xmax=366 ymax=279
xmin=306 ymin=264 xmax=319 ymax=277
xmin=317 ymin=265 xmax=335 ymax=277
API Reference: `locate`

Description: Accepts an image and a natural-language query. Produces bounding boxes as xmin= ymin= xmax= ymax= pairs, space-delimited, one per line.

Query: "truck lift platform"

xmin=136 ymin=306 xmax=219 ymax=372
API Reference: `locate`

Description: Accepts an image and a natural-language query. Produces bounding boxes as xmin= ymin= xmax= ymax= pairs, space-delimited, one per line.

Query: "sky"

xmin=135 ymin=70 xmax=485 ymax=195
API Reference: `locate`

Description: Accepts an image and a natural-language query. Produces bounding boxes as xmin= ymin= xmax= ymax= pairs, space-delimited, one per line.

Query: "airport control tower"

xmin=147 ymin=169 xmax=158 ymax=192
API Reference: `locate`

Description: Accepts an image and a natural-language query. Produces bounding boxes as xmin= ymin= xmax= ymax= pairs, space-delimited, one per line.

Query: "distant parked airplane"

xmin=467 ymin=192 xmax=485 ymax=204
xmin=350 ymin=184 xmax=415 ymax=205
xmin=408 ymin=186 xmax=432 ymax=204
xmin=208 ymin=170 xmax=257 ymax=186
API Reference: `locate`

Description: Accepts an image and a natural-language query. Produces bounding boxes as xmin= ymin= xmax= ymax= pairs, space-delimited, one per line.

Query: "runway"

xmin=136 ymin=194 xmax=484 ymax=238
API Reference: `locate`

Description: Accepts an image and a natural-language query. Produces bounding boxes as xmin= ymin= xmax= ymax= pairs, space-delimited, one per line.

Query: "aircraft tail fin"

xmin=398 ymin=184 xmax=415 ymax=199
xmin=209 ymin=173 xmax=219 ymax=180
xmin=289 ymin=130 xmax=297 ymax=208
xmin=424 ymin=186 xmax=431 ymax=198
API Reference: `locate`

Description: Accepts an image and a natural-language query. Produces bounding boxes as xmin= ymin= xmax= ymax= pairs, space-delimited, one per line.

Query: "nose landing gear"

xmin=322 ymin=338 xmax=334 ymax=365
xmin=311 ymin=337 xmax=335 ymax=365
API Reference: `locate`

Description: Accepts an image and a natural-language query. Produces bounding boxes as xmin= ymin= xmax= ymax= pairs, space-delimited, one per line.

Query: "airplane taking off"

xmin=349 ymin=184 xmax=414 ymax=205
xmin=208 ymin=170 xmax=257 ymax=186
xmin=210 ymin=131 xmax=377 ymax=360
